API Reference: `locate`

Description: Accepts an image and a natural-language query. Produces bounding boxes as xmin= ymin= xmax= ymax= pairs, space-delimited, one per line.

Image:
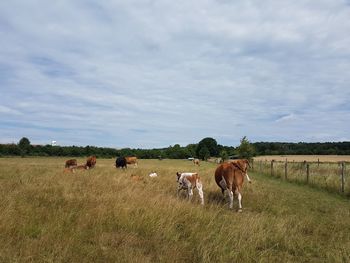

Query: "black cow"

xmin=116 ymin=157 xmax=127 ymax=169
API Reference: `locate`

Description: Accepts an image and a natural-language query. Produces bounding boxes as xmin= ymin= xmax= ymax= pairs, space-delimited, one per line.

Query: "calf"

xmin=116 ymin=157 xmax=127 ymax=169
xmin=193 ymin=158 xmax=200 ymax=166
xmin=65 ymin=159 xmax=77 ymax=168
xmin=176 ymin=172 xmax=204 ymax=205
xmin=86 ymin=155 xmax=96 ymax=169
xmin=126 ymin=156 xmax=138 ymax=167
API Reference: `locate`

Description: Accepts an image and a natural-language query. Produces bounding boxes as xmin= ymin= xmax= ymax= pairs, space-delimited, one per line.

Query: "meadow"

xmin=1 ymin=157 xmax=350 ymax=262
xmin=253 ymin=156 xmax=350 ymax=196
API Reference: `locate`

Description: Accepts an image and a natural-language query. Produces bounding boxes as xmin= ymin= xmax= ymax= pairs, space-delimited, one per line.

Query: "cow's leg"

xmin=196 ymin=182 xmax=204 ymax=205
xmin=227 ymin=185 xmax=234 ymax=209
xmin=188 ymin=187 xmax=193 ymax=202
xmin=219 ymin=177 xmax=227 ymax=199
xmin=235 ymin=186 xmax=243 ymax=212
xmin=177 ymin=187 xmax=181 ymax=198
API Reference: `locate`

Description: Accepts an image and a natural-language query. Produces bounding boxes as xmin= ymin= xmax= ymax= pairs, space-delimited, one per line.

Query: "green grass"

xmin=0 ymin=158 xmax=350 ymax=262
xmin=254 ymin=160 xmax=350 ymax=196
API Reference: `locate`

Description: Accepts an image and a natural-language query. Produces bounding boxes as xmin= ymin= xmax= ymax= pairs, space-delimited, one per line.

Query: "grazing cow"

xmin=116 ymin=157 xmax=127 ymax=169
xmin=126 ymin=156 xmax=138 ymax=167
xmin=229 ymin=159 xmax=252 ymax=183
xmin=176 ymin=172 xmax=204 ymax=205
xmin=65 ymin=159 xmax=77 ymax=168
xmin=193 ymin=158 xmax=200 ymax=166
xmin=215 ymin=161 xmax=251 ymax=212
xmin=86 ymin=155 xmax=97 ymax=169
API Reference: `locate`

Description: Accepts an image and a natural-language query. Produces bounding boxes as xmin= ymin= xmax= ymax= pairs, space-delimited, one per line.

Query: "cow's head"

xmin=176 ymin=172 xmax=181 ymax=182
xmin=231 ymin=159 xmax=250 ymax=173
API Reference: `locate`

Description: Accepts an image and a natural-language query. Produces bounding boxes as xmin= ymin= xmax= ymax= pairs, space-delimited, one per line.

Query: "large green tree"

xmin=196 ymin=137 xmax=219 ymax=158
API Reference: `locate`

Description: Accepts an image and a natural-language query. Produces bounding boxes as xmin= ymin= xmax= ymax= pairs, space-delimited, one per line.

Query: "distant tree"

xmin=18 ymin=137 xmax=31 ymax=157
xmin=236 ymin=136 xmax=255 ymax=160
xmin=196 ymin=137 xmax=219 ymax=157
xmin=220 ymin=150 xmax=229 ymax=162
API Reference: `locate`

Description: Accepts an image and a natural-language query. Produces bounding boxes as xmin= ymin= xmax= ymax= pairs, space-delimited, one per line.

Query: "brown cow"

xmin=215 ymin=162 xmax=248 ymax=212
xmin=193 ymin=158 xmax=200 ymax=166
xmin=86 ymin=155 xmax=96 ymax=169
xmin=126 ymin=156 xmax=138 ymax=167
xmin=229 ymin=159 xmax=252 ymax=183
xmin=65 ymin=159 xmax=77 ymax=168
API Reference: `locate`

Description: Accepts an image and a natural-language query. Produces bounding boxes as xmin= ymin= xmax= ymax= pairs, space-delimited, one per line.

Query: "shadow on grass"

xmin=205 ymin=190 xmax=226 ymax=206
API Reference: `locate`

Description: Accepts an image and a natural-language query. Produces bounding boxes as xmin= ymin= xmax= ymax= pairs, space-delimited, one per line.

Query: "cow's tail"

xmin=246 ymin=173 xmax=252 ymax=183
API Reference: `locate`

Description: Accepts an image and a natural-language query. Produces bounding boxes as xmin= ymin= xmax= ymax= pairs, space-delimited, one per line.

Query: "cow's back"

xmin=65 ymin=159 xmax=77 ymax=168
xmin=126 ymin=156 xmax=137 ymax=164
xmin=215 ymin=162 xmax=239 ymax=188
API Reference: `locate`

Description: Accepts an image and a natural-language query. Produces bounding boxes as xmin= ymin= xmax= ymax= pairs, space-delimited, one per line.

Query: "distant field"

xmin=1 ymin=158 xmax=350 ymax=262
xmin=254 ymin=155 xmax=350 ymax=162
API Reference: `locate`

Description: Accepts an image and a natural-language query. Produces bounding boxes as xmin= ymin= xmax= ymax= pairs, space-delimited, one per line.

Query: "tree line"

xmin=1 ymin=137 xmax=349 ymax=159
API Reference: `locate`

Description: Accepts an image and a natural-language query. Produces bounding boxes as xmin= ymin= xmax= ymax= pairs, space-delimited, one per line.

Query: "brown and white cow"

xmin=176 ymin=172 xmax=204 ymax=205
xmin=193 ymin=158 xmax=200 ymax=166
xmin=86 ymin=155 xmax=96 ymax=169
xmin=65 ymin=159 xmax=77 ymax=168
xmin=215 ymin=162 xmax=249 ymax=212
xmin=126 ymin=156 xmax=138 ymax=167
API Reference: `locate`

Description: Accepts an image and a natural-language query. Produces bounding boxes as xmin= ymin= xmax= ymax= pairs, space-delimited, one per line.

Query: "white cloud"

xmin=0 ymin=0 xmax=350 ymax=147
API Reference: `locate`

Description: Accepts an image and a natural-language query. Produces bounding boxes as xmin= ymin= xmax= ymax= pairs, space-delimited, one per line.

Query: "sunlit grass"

xmin=0 ymin=158 xmax=350 ymax=262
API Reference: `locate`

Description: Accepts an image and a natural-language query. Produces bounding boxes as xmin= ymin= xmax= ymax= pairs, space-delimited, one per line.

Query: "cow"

xmin=176 ymin=172 xmax=204 ymax=205
xmin=193 ymin=158 xmax=200 ymax=166
xmin=65 ymin=159 xmax=77 ymax=168
xmin=126 ymin=156 xmax=138 ymax=167
xmin=64 ymin=164 xmax=87 ymax=173
xmin=86 ymin=155 xmax=97 ymax=169
xmin=116 ymin=157 xmax=127 ymax=169
xmin=229 ymin=159 xmax=252 ymax=183
xmin=214 ymin=162 xmax=249 ymax=212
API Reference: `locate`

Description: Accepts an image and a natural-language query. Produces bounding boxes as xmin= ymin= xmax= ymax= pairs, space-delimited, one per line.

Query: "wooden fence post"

xmin=258 ymin=161 xmax=261 ymax=173
xmin=306 ymin=163 xmax=310 ymax=184
xmin=284 ymin=160 xmax=288 ymax=180
xmin=341 ymin=162 xmax=345 ymax=193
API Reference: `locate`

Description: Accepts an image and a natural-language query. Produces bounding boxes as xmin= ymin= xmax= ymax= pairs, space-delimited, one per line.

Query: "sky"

xmin=1 ymin=0 xmax=350 ymax=149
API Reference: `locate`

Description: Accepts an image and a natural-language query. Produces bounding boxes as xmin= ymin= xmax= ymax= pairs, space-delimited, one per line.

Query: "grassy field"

xmin=1 ymin=157 xmax=350 ymax=262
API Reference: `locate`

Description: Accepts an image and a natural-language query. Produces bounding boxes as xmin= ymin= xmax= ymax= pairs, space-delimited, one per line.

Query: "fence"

xmin=251 ymin=159 xmax=349 ymax=196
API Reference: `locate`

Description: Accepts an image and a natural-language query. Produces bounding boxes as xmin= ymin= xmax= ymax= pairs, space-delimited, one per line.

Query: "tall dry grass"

xmin=0 ymin=158 xmax=350 ymax=262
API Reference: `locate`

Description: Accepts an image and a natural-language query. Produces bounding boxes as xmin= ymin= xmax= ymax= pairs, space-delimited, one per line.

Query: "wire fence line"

xmin=251 ymin=159 xmax=349 ymax=196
